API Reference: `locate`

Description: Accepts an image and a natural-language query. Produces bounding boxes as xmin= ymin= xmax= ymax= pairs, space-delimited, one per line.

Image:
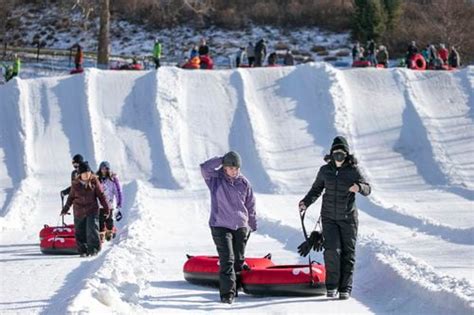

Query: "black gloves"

xmin=297 ymin=238 xmax=312 ymax=257
xmin=297 ymin=231 xmax=324 ymax=257
xmin=115 ymin=211 xmax=123 ymax=222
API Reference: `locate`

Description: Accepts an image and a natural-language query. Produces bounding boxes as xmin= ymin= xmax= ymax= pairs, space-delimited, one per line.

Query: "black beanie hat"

xmin=78 ymin=161 xmax=91 ymax=174
xmin=222 ymin=151 xmax=241 ymax=168
xmin=331 ymin=136 xmax=350 ymax=154
xmin=72 ymin=154 xmax=84 ymax=164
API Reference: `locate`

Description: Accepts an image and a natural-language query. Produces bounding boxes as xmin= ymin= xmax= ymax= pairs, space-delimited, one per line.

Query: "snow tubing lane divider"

xmin=241 ymin=263 xmax=326 ymax=296
xmin=410 ymin=54 xmax=426 ymax=70
xmin=183 ymin=254 xmax=274 ymax=287
xmin=39 ymin=224 xmax=78 ymax=255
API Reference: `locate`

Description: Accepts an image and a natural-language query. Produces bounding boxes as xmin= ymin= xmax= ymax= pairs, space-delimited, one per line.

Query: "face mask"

xmin=332 ymin=152 xmax=346 ymax=162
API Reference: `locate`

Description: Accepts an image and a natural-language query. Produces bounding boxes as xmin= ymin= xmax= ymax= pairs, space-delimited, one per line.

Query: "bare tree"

xmin=0 ymin=0 xmax=17 ymax=46
xmin=97 ymin=0 xmax=110 ymax=68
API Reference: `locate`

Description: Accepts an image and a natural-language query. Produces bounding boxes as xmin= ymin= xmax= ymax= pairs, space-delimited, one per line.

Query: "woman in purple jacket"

xmin=200 ymin=151 xmax=257 ymax=304
xmin=96 ymin=161 xmax=123 ymax=241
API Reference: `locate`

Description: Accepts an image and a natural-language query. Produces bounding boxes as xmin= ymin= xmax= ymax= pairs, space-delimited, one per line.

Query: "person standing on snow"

xmin=298 ymin=136 xmax=371 ymax=300
xmin=200 ymin=151 xmax=257 ymax=304
xmin=254 ymin=39 xmax=267 ymax=67
xmin=448 ymin=46 xmax=460 ymax=68
xmin=406 ymin=41 xmax=418 ymax=68
xmin=96 ymin=161 xmax=123 ymax=241
xmin=283 ymin=49 xmax=295 ymax=66
xmin=11 ymin=54 xmax=21 ymax=79
xmin=198 ymin=38 xmax=210 ymax=56
xmin=61 ymin=161 xmax=110 ymax=257
xmin=366 ymin=39 xmax=377 ymax=66
xmin=61 ymin=153 xmax=84 ymax=197
xmin=74 ymin=44 xmax=84 ymax=70
xmin=437 ymin=43 xmax=449 ymax=65
xmin=152 ymin=39 xmax=162 ymax=69
xmin=376 ymin=45 xmax=389 ymax=68
xmin=246 ymin=42 xmax=255 ymax=67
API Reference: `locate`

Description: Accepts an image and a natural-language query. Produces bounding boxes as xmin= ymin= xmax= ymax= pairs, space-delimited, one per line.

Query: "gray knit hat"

xmin=222 ymin=151 xmax=241 ymax=168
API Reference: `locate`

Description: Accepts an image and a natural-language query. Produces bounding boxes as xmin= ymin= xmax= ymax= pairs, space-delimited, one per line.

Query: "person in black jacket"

xmin=198 ymin=38 xmax=209 ymax=56
xmin=60 ymin=154 xmax=83 ymax=197
xmin=299 ymin=136 xmax=371 ymax=300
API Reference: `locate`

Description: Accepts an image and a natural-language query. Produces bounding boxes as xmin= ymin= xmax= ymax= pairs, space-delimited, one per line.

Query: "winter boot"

xmin=99 ymin=232 xmax=105 ymax=242
xmin=339 ymin=291 xmax=350 ymax=300
xmin=221 ymin=293 xmax=234 ymax=304
xmin=105 ymin=229 xmax=113 ymax=241
xmin=326 ymin=289 xmax=338 ymax=298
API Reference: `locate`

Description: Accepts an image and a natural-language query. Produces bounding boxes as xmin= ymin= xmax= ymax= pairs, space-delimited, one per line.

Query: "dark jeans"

xmin=99 ymin=208 xmax=114 ymax=232
xmin=153 ymin=57 xmax=161 ymax=69
xmin=322 ymin=215 xmax=358 ymax=293
xmin=248 ymin=56 xmax=255 ymax=67
xmin=74 ymin=213 xmax=100 ymax=254
xmin=211 ymin=226 xmax=250 ymax=297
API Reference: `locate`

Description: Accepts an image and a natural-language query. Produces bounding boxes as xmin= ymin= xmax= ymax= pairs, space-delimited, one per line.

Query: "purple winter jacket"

xmin=200 ymin=157 xmax=257 ymax=231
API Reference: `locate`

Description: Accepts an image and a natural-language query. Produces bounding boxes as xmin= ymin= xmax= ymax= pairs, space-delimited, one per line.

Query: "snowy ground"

xmin=0 ymin=64 xmax=473 ymax=314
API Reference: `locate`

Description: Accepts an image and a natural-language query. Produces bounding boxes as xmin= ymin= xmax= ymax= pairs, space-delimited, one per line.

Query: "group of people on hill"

xmin=202 ymin=136 xmax=371 ymax=304
xmin=60 ymin=154 xmax=123 ymax=257
xmin=352 ymin=39 xmax=462 ymax=69
xmin=235 ymin=40 xmax=295 ymax=68
xmin=406 ymin=41 xmax=460 ymax=69
xmin=1 ymin=54 xmax=21 ymax=82
xmin=352 ymin=40 xmax=389 ymax=68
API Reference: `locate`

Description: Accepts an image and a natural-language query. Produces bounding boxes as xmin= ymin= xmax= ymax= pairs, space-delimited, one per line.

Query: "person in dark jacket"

xmin=200 ymin=151 xmax=257 ymax=304
xmin=448 ymin=46 xmax=460 ymax=68
xmin=283 ymin=49 xmax=295 ymax=66
xmin=254 ymin=39 xmax=267 ymax=67
xmin=298 ymin=136 xmax=371 ymax=300
xmin=406 ymin=41 xmax=418 ymax=68
xmin=74 ymin=44 xmax=84 ymax=70
xmin=366 ymin=39 xmax=377 ymax=66
xmin=61 ymin=161 xmax=110 ymax=257
xmin=61 ymin=154 xmax=84 ymax=197
xmin=198 ymin=38 xmax=209 ymax=56
xmin=246 ymin=42 xmax=255 ymax=67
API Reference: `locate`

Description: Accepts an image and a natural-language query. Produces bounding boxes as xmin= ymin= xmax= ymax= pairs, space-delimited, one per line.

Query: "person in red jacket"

xmin=74 ymin=44 xmax=84 ymax=70
xmin=437 ymin=44 xmax=449 ymax=65
xmin=61 ymin=161 xmax=110 ymax=257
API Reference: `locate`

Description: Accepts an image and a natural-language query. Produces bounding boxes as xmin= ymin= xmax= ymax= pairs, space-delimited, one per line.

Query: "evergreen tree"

xmin=382 ymin=0 xmax=402 ymax=31
xmin=352 ymin=0 xmax=387 ymax=42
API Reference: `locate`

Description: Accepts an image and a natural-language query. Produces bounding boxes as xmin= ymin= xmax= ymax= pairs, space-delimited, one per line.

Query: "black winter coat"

xmin=301 ymin=155 xmax=371 ymax=220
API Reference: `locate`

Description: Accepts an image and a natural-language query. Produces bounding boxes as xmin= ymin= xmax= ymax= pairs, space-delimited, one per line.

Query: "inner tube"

xmin=352 ymin=60 xmax=371 ymax=68
xmin=410 ymin=54 xmax=426 ymax=70
xmin=183 ymin=254 xmax=274 ymax=286
xmin=241 ymin=263 xmax=326 ymax=296
xmin=70 ymin=68 xmax=84 ymax=74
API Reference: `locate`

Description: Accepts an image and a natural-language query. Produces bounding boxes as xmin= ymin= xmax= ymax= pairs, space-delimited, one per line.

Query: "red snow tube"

xmin=183 ymin=254 xmax=274 ymax=286
xmin=70 ymin=68 xmax=84 ymax=74
xmin=241 ymin=263 xmax=326 ymax=296
xmin=410 ymin=54 xmax=426 ymax=70
xmin=199 ymin=55 xmax=214 ymax=70
xmin=39 ymin=223 xmax=78 ymax=255
xmin=352 ymin=60 xmax=371 ymax=68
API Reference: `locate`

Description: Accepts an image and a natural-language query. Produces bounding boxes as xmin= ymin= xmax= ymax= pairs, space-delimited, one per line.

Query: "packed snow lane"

xmin=0 ymin=64 xmax=473 ymax=314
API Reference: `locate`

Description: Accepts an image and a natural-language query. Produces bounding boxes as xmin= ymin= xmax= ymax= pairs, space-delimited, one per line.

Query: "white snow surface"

xmin=0 ymin=64 xmax=473 ymax=314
